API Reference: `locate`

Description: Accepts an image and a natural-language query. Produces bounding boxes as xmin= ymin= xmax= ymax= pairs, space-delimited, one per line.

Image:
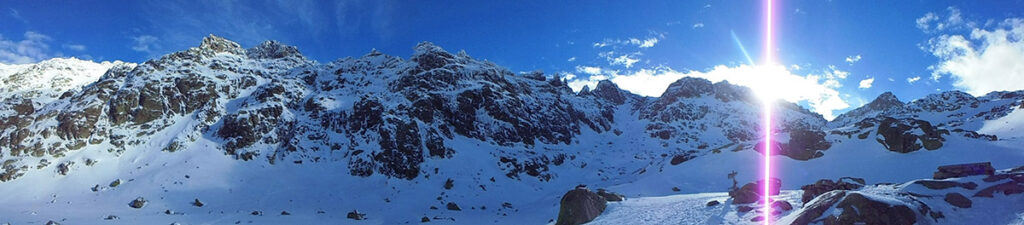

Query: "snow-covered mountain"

xmin=0 ymin=35 xmax=1021 ymax=224
xmin=0 ymin=58 xmax=130 ymax=104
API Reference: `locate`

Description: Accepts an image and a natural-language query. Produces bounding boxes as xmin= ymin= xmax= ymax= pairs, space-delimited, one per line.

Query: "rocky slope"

xmin=0 ymin=35 xmax=1021 ymax=224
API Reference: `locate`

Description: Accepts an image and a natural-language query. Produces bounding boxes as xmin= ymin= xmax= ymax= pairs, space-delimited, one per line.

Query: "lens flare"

xmin=731 ymin=30 xmax=755 ymax=65
xmin=762 ymin=0 xmax=775 ymax=224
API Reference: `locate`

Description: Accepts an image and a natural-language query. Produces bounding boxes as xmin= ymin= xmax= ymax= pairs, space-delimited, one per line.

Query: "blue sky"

xmin=2 ymin=0 xmax=1023 ymax=119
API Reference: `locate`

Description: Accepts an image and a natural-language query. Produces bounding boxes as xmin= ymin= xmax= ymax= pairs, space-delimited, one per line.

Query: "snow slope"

xmin=0 ymin=35 xmax=1022 ymax=224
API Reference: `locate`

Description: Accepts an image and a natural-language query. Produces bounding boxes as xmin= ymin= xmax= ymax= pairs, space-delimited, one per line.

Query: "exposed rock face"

xmin=914 ymin=180 xmax=978 ymax=190
xmin=790 ymin=190 xmax=847 ymax=225
xmin=596 ymin=189 xmax=624 ymax=202
xmin=799 ymin=177 xmax=864 ymax=203
xmin=827 ymin=193 xmax=917 ymax=225
xmin=933 ymin=162 xmax=995 ymax=179
xmin=974 ymin=181 xmax=1024 ymax=197
xmin=831 ymin=92 xmax=904 ymax=126
xmin=555 ymin=188 xmax=608 ymax=225
xmin=874 ymin=117 xmax=947 ymax=153
xmin=590 ymin=80 xmax=627 ymax=105
xmin=755 ymin=129 xmax=832 ymax=160
xmin=640 ymin=77 xmax=826 ymax=149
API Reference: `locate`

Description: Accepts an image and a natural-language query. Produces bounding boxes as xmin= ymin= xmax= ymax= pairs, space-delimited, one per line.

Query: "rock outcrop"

xmin=556 ymin=187 xmax=609 ymax=225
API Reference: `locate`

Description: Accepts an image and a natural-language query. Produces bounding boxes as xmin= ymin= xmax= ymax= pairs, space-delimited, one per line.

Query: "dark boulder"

xmin=56 ymin=162 xmax=73 ymax=176
xmin=669 ymin=152 xmax=697 ymax=165
xmin=736 ymin=206 xmax=754 ymax=213
xmin=772 ymin=200 xmax=793 ymax=211
xmin=758 ymin=178 xmax=782 ymax=196
xmin=943 ymin=193 xmax=972 ymax=208
xmin=129 ymin=197 xmax=147 ymax=208
xmin=800 ymin=178 xmax=864 ymax=203
xmin=446 ymin=202 xmax=462 ymax=211
xmin=555 ymin=188 xmax=608 ymax=225
xmin=347 ymin=210 xmax=366 ymax=220
xmin=729 ymin=182 xmax=761 ymax=204
xmin=444 ymin=178 xmax=454 ymax=190
xmin=706 ymin=200 xmax=720 ymax=207
xmin=730 ymin=179 xmax=780 ymax=204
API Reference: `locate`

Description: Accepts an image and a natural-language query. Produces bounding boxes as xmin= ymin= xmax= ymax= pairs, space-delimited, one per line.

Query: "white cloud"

xmin=816 ymin=65 xmax=849 ymax=88
xmin=925 ymin=17 xmax=1024 ymax=95
xmin=63 ymin=44 xmax=87 ymax=51
xmin=567 ymin=57 xmax=576 ymax=62
xmin=610 ymin=54 xmax=640 ymax=68
xmin=916 ymin=13 xmax=939 ymax=31
xmin=918 ymin=7 xmax=967 ymax=32
xmin=0 ymin=31 xmax=53 ymax=64
xmin=131 ymin=35 xmax=159 ymax=53
xmin=888 ymin=77 xmax=895 ymax=82
xmin=844 ymin=54 xmax=861 ymax=64
xmin=858 ymin=77 xmax=874 ymax=89
xmin=595 ymin=37 xmax=659 ymax=49
xmin=566 ymin=64 xmax=850 ymax=119
xmin=631 ymin=38 xmax=658 ymax=48
xmin=693 ymin=23 xmax=705 ymax=29
xmin=576 ymin=66 xmax=603 ymax=75
xmin=907 ymin=76 xmax=921 ymax=84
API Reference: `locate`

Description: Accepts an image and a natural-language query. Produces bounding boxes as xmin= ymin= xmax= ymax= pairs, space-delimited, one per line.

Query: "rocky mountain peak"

xmin=199 ymin=34 xmax=245 ymax=55
xmin=866 ymin=91 xmax=904 ymax=111
xmin=829 ymin=92 xmax=906 ymax=127
xmin=661 ymin=77 xmax=714 ymax=100
xmin=247 ymin=40 xmax=304 ymax=60
xmin=909 ymin=90 xmax=979 ymax=113
xmin=412 ymin=42 xmax=456 ymax=70
xmin=592 ymin=80 xmax=626 ymax=105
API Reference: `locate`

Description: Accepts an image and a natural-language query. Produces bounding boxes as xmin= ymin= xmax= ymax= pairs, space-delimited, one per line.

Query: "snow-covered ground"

xmin=1 ymin=37 xmax=1023 ymax=224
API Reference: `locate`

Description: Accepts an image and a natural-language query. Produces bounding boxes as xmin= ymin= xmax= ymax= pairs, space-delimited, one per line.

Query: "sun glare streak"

xmin=762 ymin=0 xmax=774 ymax=224
xmin=731 ymin=30 xmax=755 ymax=65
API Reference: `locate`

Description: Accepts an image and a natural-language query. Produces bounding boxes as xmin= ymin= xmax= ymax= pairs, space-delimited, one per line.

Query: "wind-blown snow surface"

xmin=0 ymin=35 xmax=1022 ymax=224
